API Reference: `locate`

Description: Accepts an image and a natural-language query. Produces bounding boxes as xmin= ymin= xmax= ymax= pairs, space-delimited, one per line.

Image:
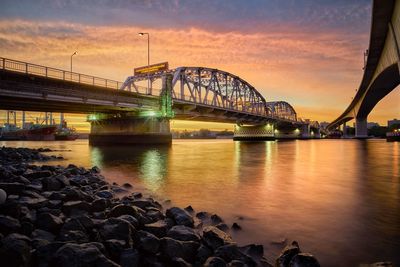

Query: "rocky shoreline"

xmin=0 ymin=146 xmax=320 ymax=267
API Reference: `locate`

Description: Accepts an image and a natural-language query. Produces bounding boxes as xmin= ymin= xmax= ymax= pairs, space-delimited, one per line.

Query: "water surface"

xmin=2 ymin=139 xmax=399 ymax=267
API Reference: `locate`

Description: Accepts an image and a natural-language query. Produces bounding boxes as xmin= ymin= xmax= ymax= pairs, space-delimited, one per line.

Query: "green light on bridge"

xmin=87 ymin=114 xmax=99 ymax=122
xmin=139 ymin=110 xmax=161 ymax=117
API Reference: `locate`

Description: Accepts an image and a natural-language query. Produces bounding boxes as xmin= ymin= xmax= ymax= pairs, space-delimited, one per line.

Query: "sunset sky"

xmin=0 ymin=0 xmax=399 ymax=132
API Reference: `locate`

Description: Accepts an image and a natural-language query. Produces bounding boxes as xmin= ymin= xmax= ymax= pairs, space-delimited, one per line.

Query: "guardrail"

xmin=0 ymin=57 xmax=124 ymax=90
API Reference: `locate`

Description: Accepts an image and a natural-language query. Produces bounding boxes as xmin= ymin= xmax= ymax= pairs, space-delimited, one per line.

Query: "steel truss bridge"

xmin=0 ymin=57 xmax=301 ymax=125
xmin=121 ymin=67 xmax=298 ymax=123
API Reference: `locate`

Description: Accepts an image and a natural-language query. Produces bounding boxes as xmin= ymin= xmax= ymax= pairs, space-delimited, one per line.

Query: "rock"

xmin=133 ymin=199 xmax=161 ymax=210
xmin=122 ymin=183 xmax=133 ymax=189
xmin=136 ymin=230 xmax=160 ymax=254
xmin=215 ymin=223 xmax=229 ymax=232
xmin=289 ymin=253 xmax=320 ymax=267
xmin=232 ymin=223 xmax=242 ymax=231
xmin=184 ymin=205 xmax=194 ymax=213
xmin=215 ymin=244 xmax=256 ymax=266
xmin=104 ymin=239 xmax=127 ymax=262
xmin=172 ymin=257 xmax=193 ymax=267
xmin=21 ymin=221 xmax=35 ymax=236
xmin=132 ymin=192 xmax=142 ymax=199
xmin=167 ymin=225 xmax=201 ymax=242
xmin=0 ymin=215 xmax=21 ymax=235
xmin=96 ymin=190 xmax=114 ymax=199
xmin=108 ymin=204 xmax=139 ymax=219
xmin=31 ymin=229 xmax=56 ymax=242
xmin=59 ymin=230 xmax=90 ymax=243
xmin=166 ymin=207 xmax=194 ymax=227
xmin=211 ymin=214 xmax=224 ymax=225
xmin=34 ymin=241 xmax=66 ymax=266
xmin=276 ymin=241 xmax=301 ymax=267
xmin=203 ymin=226 xmax=234 ymax=250
xmin=36 ymin=212 xmax=63 ymax=233
xmin=160 ymin=237 xmax=200 ymax=262
xmin=0 ymin=188 xmax=6 ymax=204
xmin=239 ymin=244 xmax=264 ymax=258
xmin=144 ymin=220 xmax=170 ymax=238
xmin=0 ymin=182 xmax=25 ymax=195
xmin=120 ymin=248 xmax=140 ymax=267
xmin=0 ymin=233 xmax=32 ymax=267
xmin=99 ymin=218 xmax=135 ymax=246
xmin=62 ymin=200 xmax=91 ymax=215
xmin=91 ymin=198 xmax=110 ymax=212
xmin=195 ymin=244 xmax=213 ymax=264
xmin=52 ymin=242 xmax=119 ymax=267
xmin=18 ymin=196 xmax=48 ymax=209
xmin=204 ymin=256 xmax=227 ymax=267
xmin=118 ymin=215 xmax=139 ymax=228
xmin=229 ymin=260 xmax=246 ymax=267
xmin=196 ymin=211 xmax=210 ymax=220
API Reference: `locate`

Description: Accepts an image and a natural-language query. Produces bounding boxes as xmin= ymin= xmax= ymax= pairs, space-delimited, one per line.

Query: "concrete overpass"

xmin=327 ymin=0 xmax=400 ymax=137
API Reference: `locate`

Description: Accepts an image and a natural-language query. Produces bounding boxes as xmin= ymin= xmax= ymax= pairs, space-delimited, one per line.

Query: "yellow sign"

xmin=134 ymin=62 xmax=169 ymax=75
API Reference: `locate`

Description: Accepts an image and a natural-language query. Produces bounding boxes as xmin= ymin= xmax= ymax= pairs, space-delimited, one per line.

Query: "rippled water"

xmin=1 ymin=139 xmax=399 ymax=267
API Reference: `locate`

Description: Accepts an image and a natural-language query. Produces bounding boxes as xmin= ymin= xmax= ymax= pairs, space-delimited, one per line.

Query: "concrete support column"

xmin=300 ymin=123 xmax=310 ymax=139
xmin=89 ymin=116 xmax=171 ymax=145
xmin=355 ymin=117 xmax=368 ymax=138
xmin=342 ymin=121 xmax=347 ymax=138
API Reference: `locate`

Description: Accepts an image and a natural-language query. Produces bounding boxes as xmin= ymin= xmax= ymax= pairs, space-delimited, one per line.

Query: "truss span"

xmin=266 ymin=101 xmax=297 ymax=121
xmin=121 ymin=67 xmax=299 ymax=121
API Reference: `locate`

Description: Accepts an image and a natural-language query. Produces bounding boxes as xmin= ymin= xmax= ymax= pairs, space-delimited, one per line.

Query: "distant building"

xmin=367 ymin=122 xmax=380 ymax=129
xmin=388 ymin=119 xmax=400 ymax=127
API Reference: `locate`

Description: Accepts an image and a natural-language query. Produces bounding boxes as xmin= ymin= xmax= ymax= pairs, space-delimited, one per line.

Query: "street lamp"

xmin=138 ymin=32 xmax=151 ymax=94
xmin=138 ymin=32 xmax=150 ymax=66
xmin=70 ymin=51 xmax=77 ymax=73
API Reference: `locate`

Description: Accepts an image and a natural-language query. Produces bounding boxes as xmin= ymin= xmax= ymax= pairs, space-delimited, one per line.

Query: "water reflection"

xmin=89 ymin=145 xmax=170 ymax=191
xmin=1 ymin=139 xmax=399 ymax=266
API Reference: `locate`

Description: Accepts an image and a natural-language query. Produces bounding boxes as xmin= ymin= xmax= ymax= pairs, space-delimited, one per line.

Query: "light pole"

xmin=70 ymin=51 xmax=77 ymax=73
xmin=138 ymin=32 xmax=151 ymax=94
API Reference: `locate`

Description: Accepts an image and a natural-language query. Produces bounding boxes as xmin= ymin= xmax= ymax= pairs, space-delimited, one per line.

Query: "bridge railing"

xmin=0 ymin=57 xmax=123 ymax=90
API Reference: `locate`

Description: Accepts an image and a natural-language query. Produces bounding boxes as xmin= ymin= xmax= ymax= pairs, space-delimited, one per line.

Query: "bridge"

xmin=0 ymin=57 xmax=315 ymax=144
xmin=327 ymin=0 xmax=400 ymax=137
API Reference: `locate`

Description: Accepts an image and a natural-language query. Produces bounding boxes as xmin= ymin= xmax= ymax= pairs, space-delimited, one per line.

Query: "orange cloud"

xmin=0 ymin=19 xmax=398 ymax=129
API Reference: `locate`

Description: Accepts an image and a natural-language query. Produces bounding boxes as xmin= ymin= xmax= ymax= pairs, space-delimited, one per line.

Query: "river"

xmin=1 ymin=139 xmax=399 ymax=267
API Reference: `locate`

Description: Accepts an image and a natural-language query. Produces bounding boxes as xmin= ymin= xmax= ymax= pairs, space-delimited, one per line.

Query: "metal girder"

xmin=120 ymin=67 xmax=300 ymax=122
xmin=265 ymin=101 xmax=297 ymax=121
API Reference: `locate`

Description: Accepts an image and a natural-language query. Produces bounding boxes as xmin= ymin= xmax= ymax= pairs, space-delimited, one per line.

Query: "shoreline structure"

xmin=0 ymin=146 xmax=321 ymax=266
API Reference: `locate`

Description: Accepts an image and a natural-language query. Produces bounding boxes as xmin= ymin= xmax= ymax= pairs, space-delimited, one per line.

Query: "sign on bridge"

xmin=134 ymin=62 xmax=169 ymax=75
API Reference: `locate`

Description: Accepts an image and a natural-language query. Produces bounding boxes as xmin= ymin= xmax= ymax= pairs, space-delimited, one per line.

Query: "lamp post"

xmin=138 ymin=32 xmax=151 ymax=94
xmin=70 ymin=51 xmax=77 ymax=73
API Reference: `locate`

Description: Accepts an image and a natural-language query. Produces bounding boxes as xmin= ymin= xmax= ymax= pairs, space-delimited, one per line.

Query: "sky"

xmin=0 ymin=0 xmax=399 ymax=132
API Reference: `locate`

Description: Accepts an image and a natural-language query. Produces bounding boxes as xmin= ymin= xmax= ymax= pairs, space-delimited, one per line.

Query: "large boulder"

xmin=215 ymin=244 xmax=256 ymax=266
xmin=108 ymin=204 xmax=139 ymax=219
xmin=289 ymin=253 xmax=320 ymax=267
xmin=166 ymin=207 xmax=194 ymax=227
xmin=36 ymin=212 xmax=63 ymax=233
xmin=136 ymin=230 xmax=160 ymax=254
xmin=204 ymin=256 xmax=227 ymax=267
xmin=99 ymin=218 xmax=135 ymax=247
xmin=0 ymin=215 xmax=21 ymax=235
xmin=159 ymin=237 xmax=200 ymax=262
xmin=167 ymin=225 xmax=201 ymax=242
xmin=203 ymin=226 xmax=234 ymax=250
xmin=144 ymin=220 xmax=170 ymax=238
xmin=119 ymin=248 xmax=140 ymax=267
xmin=275 ymin=241 xmax=301 ymax=267
xmin=52 ymin=242 xmax=119 ymax=267
xmin=0 ymin=233 xmax=32 ymax=267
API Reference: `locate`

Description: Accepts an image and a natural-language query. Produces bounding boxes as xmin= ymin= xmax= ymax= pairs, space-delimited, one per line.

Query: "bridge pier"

xmin=355 ymin=117 xmax=368 ymax=139
xmin=89 ymin=115 xmax=171 ymax=145
xmin=233 ymin=124 xmax=275 ymax=141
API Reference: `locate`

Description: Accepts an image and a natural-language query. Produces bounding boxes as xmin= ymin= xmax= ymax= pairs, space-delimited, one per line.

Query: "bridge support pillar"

xmin=89 ymin=115 xmax=171 ymax=145
xmin=342 ymin=122 xmax=347 ymax=138
xmin=300 ymin=123 xmax=310 ymax=139
xmin=233 ymin=124 xmax=275 ymax=141
xmin=355 ymin=117 xmax=368 ymax=139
